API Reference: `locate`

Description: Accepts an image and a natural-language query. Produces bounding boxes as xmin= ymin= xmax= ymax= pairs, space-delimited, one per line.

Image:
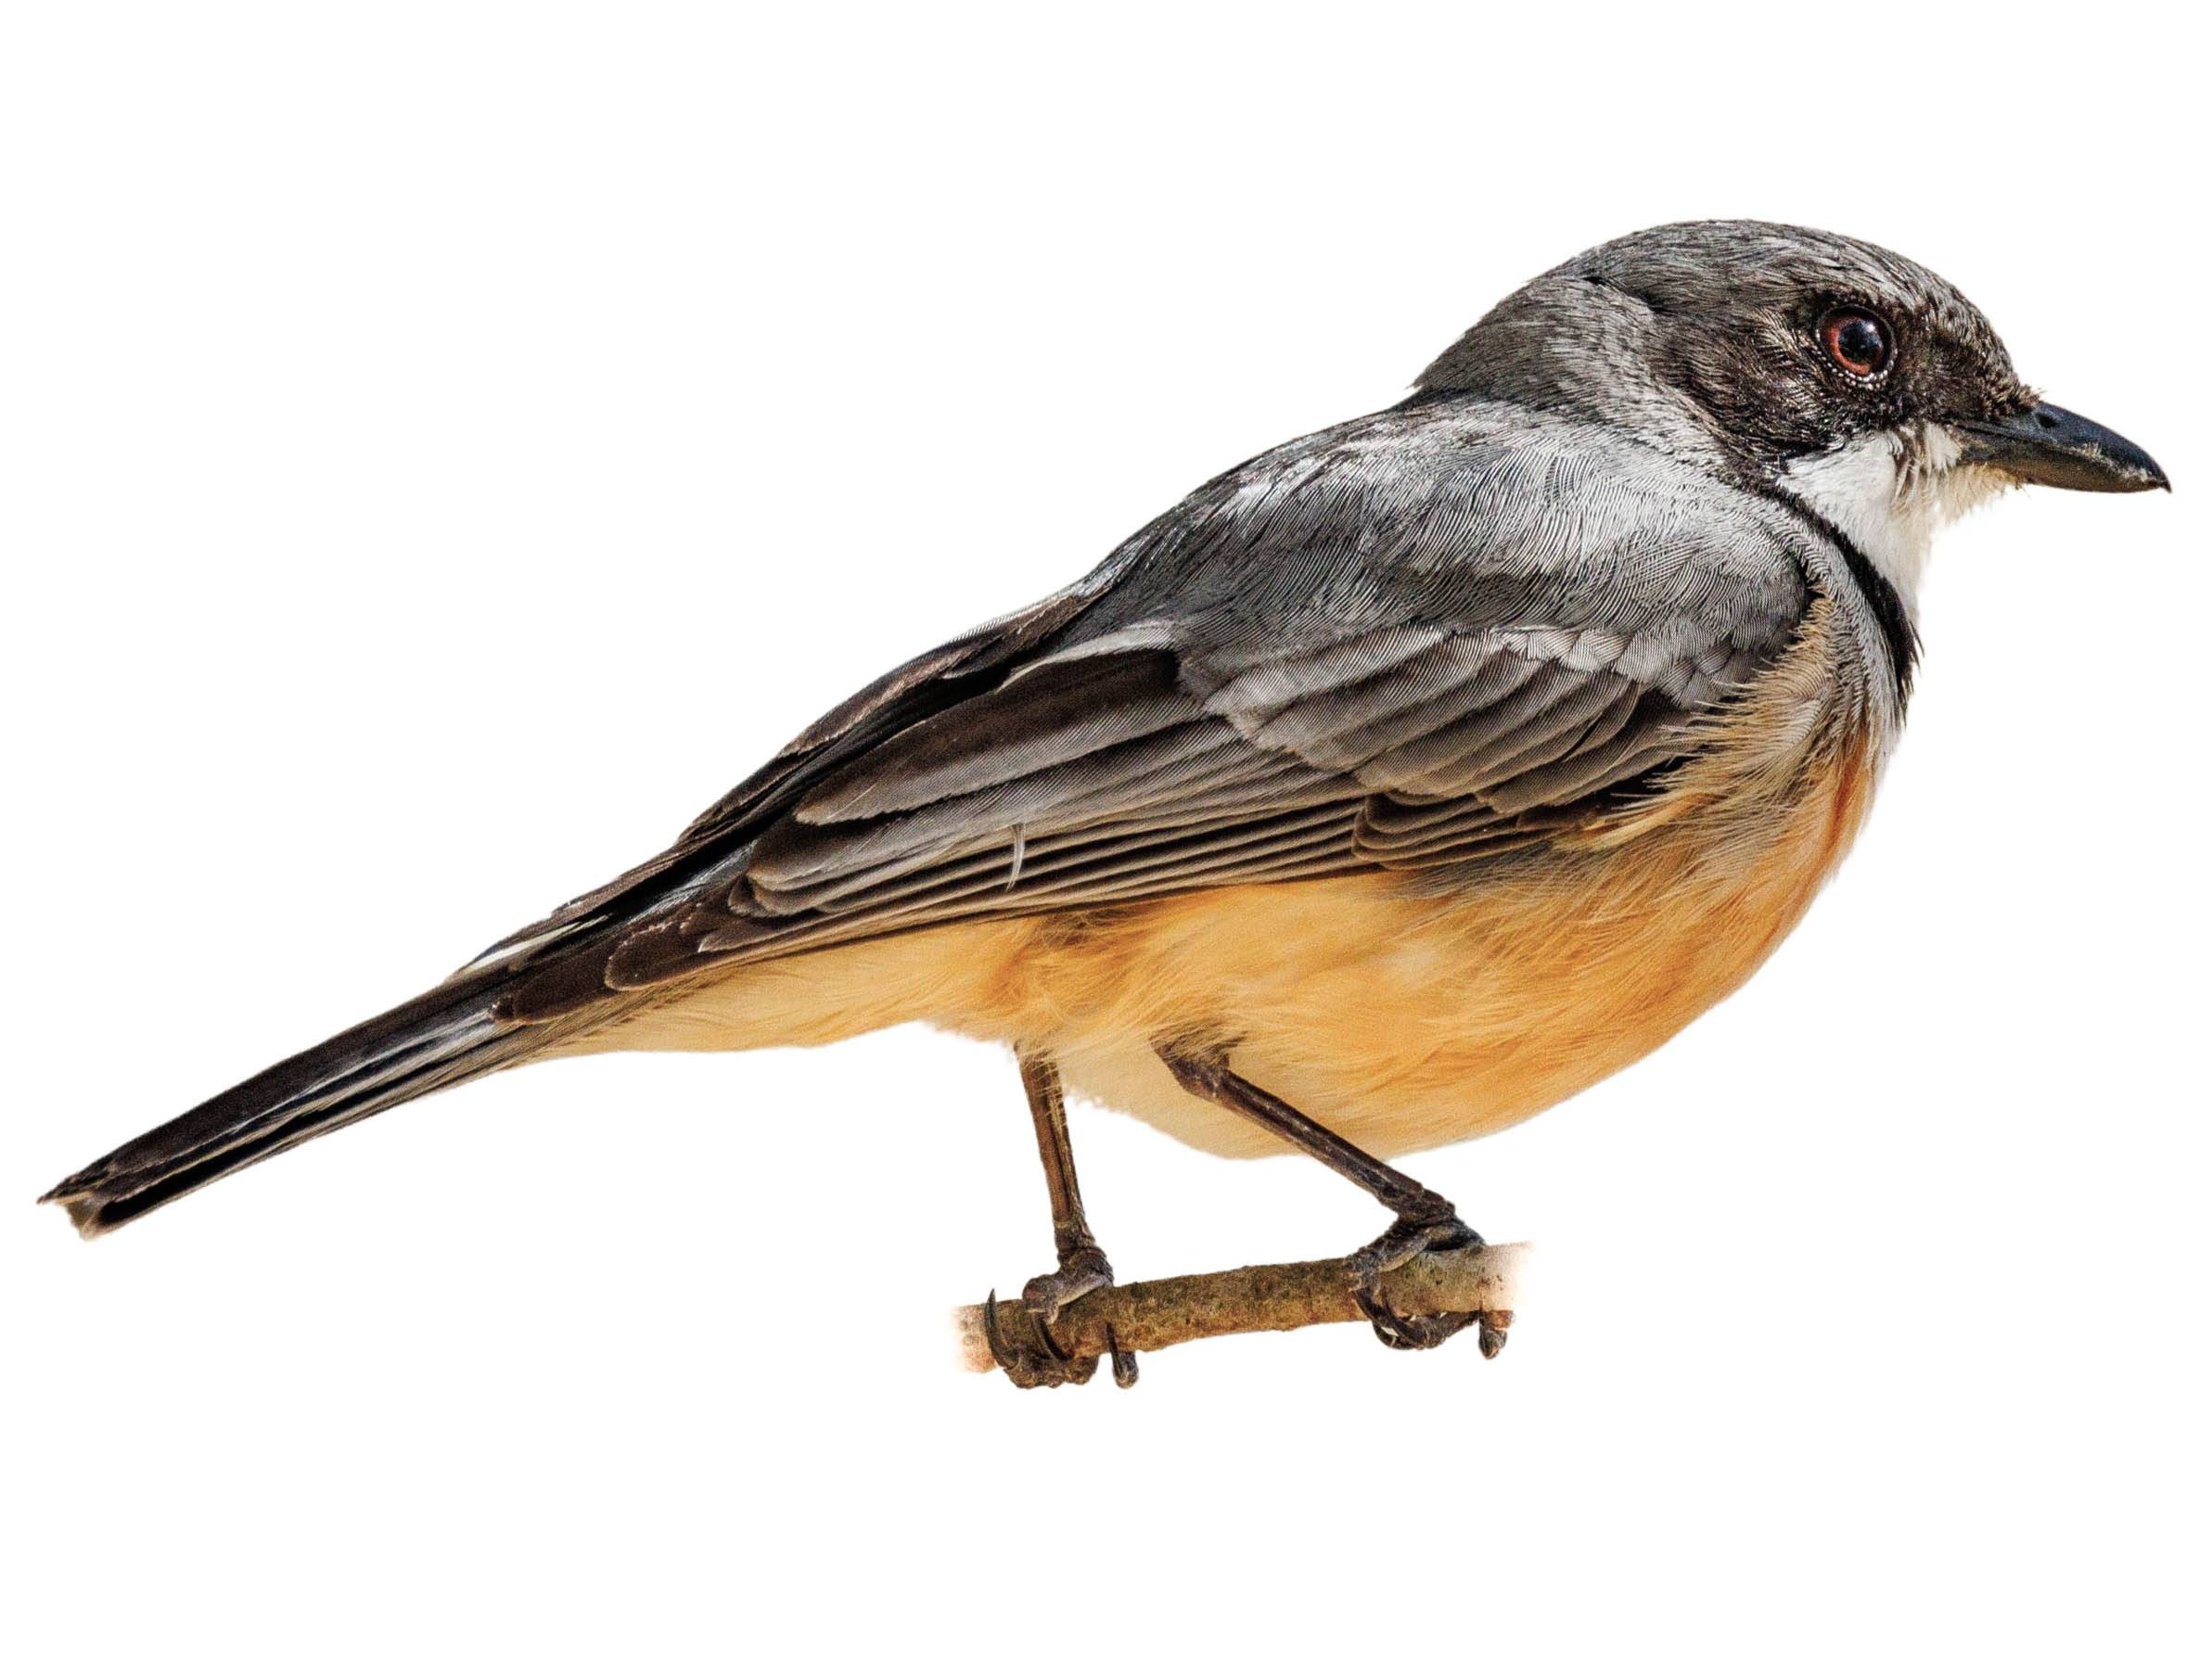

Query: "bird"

xmin=43 ymin=221 xmax=2167 ymax=1385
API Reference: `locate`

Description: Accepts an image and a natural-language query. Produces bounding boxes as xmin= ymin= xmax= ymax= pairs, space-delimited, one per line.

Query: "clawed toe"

xmin=984 ymin=1246 xmax=1132 ymax=1388
xmin=1347 ymin=1214 xmax=1493 ymax=1355
xmin=1020 ymin=1244 xmax=1112 ymax=1325
xmin=983 ymin=1288 xmax=1098 ymax=1387
xmin=1355 ymin=1286 xmax=1481 ymax=1351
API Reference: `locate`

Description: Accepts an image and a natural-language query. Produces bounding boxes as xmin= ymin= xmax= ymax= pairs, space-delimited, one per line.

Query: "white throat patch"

xmin=1776 ymin=422 xmax=2014 ymax=608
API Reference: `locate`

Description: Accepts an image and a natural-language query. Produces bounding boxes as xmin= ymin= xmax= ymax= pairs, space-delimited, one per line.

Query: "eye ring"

xmin=1818 ymin=307 xmax=1893 ymax=378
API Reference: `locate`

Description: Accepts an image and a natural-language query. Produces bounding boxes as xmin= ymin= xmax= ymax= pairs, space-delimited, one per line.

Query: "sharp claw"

xmin=1029 ymin=1305 xmax=1075 ymax=1366
xmin=983 ymin=1250 xmax=1118 ymax=1389
xmin=1346 ymin=1215 xmax=1490 ymax=1355
xmin=1108 ymin=1330 xmax=1139 ymax=1388
xmin=983 ymin=1290 xmax=1023 ymax=1377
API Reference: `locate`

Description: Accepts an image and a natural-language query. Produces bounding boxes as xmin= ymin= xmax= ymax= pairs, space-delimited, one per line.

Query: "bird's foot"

xmin=982 ymin=1245 xmax=1136 ymax=1388
xmin=1347 ymin=1213 xmax=1503 ymax=1355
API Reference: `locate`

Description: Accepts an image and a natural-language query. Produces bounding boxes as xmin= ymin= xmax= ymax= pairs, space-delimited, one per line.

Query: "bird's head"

xmin=1418 ymin=220 xmax=2167 ymax=601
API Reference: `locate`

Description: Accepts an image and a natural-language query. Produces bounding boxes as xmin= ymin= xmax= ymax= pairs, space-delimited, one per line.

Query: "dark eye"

xmin=1819 ymin=308 xmax=1891 ymax=377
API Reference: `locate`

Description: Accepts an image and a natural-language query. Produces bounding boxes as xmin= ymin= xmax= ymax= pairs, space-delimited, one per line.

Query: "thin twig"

xmin=953 ymin=1241 xmax=1530 ymax=1374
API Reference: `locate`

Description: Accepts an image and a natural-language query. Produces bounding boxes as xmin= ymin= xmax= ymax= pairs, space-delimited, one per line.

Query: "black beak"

xmin=1951 ymin=402 xmax=2168 ymax=493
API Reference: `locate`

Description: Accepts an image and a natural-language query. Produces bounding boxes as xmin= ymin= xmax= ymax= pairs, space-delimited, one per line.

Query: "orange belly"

xmin=574 ymin=729 xmax=1878 ymax=1159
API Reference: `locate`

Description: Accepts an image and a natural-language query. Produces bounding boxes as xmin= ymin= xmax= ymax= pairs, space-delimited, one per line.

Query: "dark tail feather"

xmin=41 ymin=981 xmax=557 ymax=1237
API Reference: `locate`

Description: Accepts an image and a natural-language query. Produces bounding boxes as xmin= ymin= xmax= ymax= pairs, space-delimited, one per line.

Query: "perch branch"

xmin=953 ymin=1240 xmax=1530 ymax=1374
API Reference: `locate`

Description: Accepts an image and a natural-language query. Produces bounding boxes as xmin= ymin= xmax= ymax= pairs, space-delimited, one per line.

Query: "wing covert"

xmin=490 ymin=399 xmax=1814 ymax=1019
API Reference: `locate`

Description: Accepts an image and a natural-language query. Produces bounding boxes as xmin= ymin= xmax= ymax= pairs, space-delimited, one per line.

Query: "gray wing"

xmin=492 ymin=399 xmax=1811 ymax=1022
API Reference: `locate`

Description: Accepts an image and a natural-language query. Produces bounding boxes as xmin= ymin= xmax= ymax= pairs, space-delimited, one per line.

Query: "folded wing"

xmin=488 ymin=400 xmax=1812 ymax=1021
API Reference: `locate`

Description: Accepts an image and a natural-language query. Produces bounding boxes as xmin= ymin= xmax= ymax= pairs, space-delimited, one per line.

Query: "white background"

xmin=5 ymin=6 xmax=2204 ymax=1654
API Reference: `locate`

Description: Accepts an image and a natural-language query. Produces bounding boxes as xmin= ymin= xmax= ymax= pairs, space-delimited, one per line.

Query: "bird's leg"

xmin=982 ymin=1049 xmax=1137 ymax=1388
xmin=1155 ymin=1041 xmax=1501 ymax=1356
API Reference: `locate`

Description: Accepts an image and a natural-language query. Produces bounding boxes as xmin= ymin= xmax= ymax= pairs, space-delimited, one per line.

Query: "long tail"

xmin=41 ymin=980 xmax=568 ymax=1237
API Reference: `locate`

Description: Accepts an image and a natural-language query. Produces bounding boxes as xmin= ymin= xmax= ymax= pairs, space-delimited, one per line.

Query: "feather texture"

xmin=475 ymin=399 xmax=1829 ymax=1021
